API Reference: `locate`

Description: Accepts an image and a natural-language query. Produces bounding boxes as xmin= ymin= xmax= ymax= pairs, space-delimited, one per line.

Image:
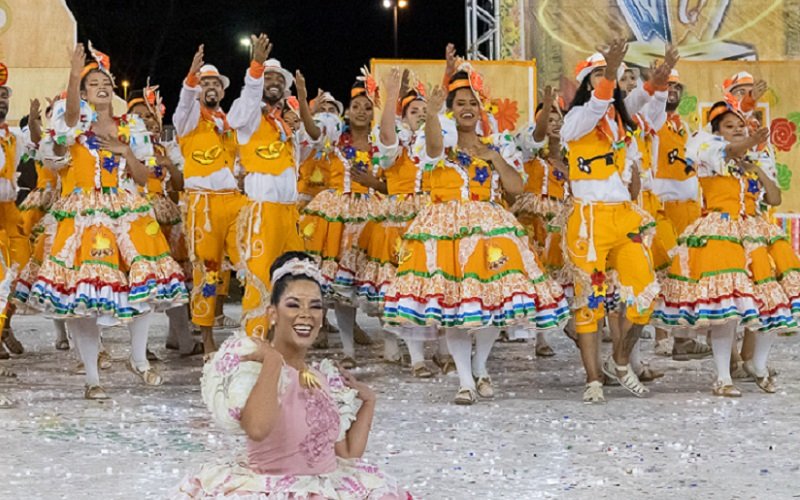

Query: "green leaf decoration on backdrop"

xmin=776 ymin=163 xmax=792 ymax=191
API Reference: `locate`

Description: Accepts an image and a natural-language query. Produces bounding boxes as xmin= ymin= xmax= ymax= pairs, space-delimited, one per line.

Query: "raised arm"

xmin=295 ymin=71 xmax=320 ymax=141
xmin=533 ymin=85 xmax=555 ymax=143
xmin=561 ymin=39 xmax=627 ymax=143
xmin=379 ymin=67 xmax=401 ymax=147
xmin=64 ymin=44 xmax=85 ymax=129
xmin=228 ymin=34 xmax=272 ymax=135
xmin=28 ymin=99 xmax=43 ymax=145
xmin=172 ymin=45 xmax=204 ymax=138
xmin=423 ymin=86 xmax=445 ymax=159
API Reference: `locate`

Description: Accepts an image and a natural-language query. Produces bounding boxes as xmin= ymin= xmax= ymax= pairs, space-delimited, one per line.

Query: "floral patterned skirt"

xmin=511 ymin=193 xmax=573 ymax=298
xmin=172 ymin=457 xmax=409 ymax=500
xmin=300 ymin=190 xmax=384 ymax=301
xmin=382 ymin=199 xmax=570 ymax=333
xmin=353 ymin=193 xmax=428 ymax=316
xmin=19 ymin=187 xmax=58 ymax=237
xmin=653 ymin=212 xmax=763 ymax=330
xmin=14 ymin=188 xmax=187 ymax=322
xmin=149 ymin=193 xmax=192 ymax=281
xmin=740 ymin=215 xmax=800 ymax=333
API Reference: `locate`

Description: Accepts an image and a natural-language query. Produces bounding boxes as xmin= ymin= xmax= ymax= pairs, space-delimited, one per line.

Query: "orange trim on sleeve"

xmin=248 ymin=60 xmax=265 ymax=79
xmin=186 ymin=73 xmax=200 ymax=88
xmin=643 ymin=80 xmax=667 ymax=95
xmin=594 ymin=77 xmax=616 ymax=101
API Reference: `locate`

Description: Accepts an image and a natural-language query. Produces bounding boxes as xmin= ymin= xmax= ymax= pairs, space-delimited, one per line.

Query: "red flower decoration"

xmin=770 ymin=118 xmax=797 ymax=152
xmin=627 ymin=232 xmax=643 ymax=243
xmin=590 ymin=270 xmax=605 ymax=287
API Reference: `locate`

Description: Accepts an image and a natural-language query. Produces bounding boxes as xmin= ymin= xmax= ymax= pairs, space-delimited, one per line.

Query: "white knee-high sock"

xmin=710 ymin=322 xmax=737 ymax=385
xmin=472 ymin=328 xmax=500 ymax=378
xmin=128 ymin=313 xmax=152 ymax=370
xmin=69 ymin=318 xmax=101 ymax=386
xmin=166 ymin=306 xmax=194 ymax=354
xmin=406 ymin=339 xmax=426 ymax=365
xmin=334 ymin=304 xmax=356 ymax=358
xmin=445 ymin=328 xmax=475 ymax=390
xmin=536 ymin=330 xmax=548 ymax=347
xmin=437 ymin=336 xmax=449 ymax=355
xmin=54 ymin=319 xmax=68 ymax=345
xmin=383 ymin=331 xmax=401 ymax=361
xmin=751 ymin=332 xmax=776 ymax=377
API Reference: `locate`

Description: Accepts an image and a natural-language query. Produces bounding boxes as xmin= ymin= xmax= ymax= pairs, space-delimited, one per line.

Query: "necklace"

xmin=299 ymin=364 xmax=322 ymax=390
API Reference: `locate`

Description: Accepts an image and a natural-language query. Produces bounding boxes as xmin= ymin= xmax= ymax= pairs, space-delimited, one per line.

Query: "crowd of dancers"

xmin=0 ymin=33 xmax=797 ymax=498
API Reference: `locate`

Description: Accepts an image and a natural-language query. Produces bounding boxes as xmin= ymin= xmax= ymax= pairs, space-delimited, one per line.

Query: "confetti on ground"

xmin=2 ymin=307 xmax=799 ymax=499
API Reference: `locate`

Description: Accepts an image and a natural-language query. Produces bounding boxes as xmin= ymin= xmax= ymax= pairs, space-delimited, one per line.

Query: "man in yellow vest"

xmin=228 ymin=34 xmax=305 ymax=338
xmin=651 ymin=69 xmax=711 ymax=360
xmin=173 ymin=46 xmax=246 ymax=356
xmin=0 ymin=65 xmax=32 ymax=359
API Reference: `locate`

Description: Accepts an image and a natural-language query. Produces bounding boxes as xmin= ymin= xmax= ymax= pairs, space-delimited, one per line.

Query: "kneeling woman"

xmin=174 ymin=251 xmax=409 ymax=499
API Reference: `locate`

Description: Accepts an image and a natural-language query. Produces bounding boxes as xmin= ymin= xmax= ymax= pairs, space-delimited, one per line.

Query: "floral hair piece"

xmin=398 ymin=71 xmax=427 ymax=114
xmin=270 ymin=258 xmax=324 ymax=288
xmin=448 ymin=61 xmax=489 ymax=103
xmin=81 ymin=41 xmax=115 ymax=86
xmin=708 ymin=93 xmax=745 ymax=124
xmin=354 ymin=65 xmax=380 ymax=107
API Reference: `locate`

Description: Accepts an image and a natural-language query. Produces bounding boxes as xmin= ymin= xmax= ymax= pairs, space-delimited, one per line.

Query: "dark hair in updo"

xmin=79 ymin=67 xmax=112 ymax=92
xmin=708 ymin=101 xmax=743 ymax=133
xmin=269 ymin=251 xmax=322 ymax=306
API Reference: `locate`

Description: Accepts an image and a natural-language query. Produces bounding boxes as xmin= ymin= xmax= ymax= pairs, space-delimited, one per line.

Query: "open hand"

xmin=69 ymin=43 xmax=86 ymax=77
xmin=598 ymin=38 xmax=628 ymax=80
xmin=338 ymin=365 xmax=376 ymax=403
xmin=250 ymin=33 xmax=272 ymax=64
xmin=296 ymin=70 xmax=309 ymax=102
xmin=189 ymin=44 xmax=205 ymax=76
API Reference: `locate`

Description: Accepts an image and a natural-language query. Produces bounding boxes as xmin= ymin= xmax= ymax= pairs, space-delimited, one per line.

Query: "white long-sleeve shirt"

xmin=228 ymin=70 xmax=297 ymax=203
xmin=172 ymin=80 xmax=238 ymax=192
xmin=561 ymin=91 xmax=631 ymax=203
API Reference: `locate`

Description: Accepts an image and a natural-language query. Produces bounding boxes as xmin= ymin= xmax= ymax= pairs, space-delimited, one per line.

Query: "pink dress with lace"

xmin=173 ymin=364 xmax=409 ymax=499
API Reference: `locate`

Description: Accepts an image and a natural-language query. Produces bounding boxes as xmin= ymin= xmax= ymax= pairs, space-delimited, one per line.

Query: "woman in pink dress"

xmin=174 ymin=251 xmax=409 ymax=499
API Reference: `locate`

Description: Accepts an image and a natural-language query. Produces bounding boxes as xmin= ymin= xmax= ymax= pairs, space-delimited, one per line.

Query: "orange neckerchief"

xmin=596 ymin=106 xmax=625 ymax=143
xmin=666 ymin=112 xmax=684 ymax=134
xmin=200 ymin=106 xmax=230 ymax=132
xmin=263 ymin=105 xmax=292 ymax=139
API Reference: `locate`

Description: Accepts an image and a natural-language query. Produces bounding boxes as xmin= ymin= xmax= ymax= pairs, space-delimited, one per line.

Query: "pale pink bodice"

xmin=246 ymin=366 xmax=341 ymax=476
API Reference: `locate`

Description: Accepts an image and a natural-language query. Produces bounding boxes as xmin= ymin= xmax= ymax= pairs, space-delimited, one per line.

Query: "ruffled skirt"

xmin=19 ymin=187 xmax=58 ymax=237
xmin=354 ymin=194 xmax=428 ymax=315
xmin=300 ymin=190 xmax=384 ymax=301
xmin=382 ymin=200 xmax=570 ymax=334
xmin=172 ymin=457 xmax=409 ymax=500
xmin=740 ymin=215 xmax=800 ymax=333
xmin=511 ymin=193 xmax=573 ymax=298
xmin=149 ymin=193 xmax=192 ymax=280
xmin=14 ymin=189 xmax=188 ymax=322
xmin=653 ymin=212 xmax=763 ymax=330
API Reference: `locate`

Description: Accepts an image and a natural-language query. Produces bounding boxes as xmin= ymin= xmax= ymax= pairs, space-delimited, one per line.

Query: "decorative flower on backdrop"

xmin=770 ymin=118 xmax=797 ymax=152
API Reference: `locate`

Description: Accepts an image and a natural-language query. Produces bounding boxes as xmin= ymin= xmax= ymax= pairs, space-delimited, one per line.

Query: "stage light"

xmin=383 ymin=0 xmax=392 ymax=9
xmin=398 ymin=0 xmax=408 ymax=7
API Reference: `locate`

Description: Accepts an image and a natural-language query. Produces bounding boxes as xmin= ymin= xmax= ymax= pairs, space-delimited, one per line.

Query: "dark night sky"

xmin=65 ymin=0 xmax=465 ymax=122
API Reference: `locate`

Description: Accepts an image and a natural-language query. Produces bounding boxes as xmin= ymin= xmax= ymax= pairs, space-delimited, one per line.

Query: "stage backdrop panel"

xmin=371 ymin=59 xmax=537 ymax=133
xmin=675 ymin=60 xmax=800 ymax=213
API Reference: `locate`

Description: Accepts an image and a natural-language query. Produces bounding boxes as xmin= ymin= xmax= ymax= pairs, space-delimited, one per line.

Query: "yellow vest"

xmin=632 ymin=115 xmax=652 ymax=174
xmin=238 ymin=114 xmax=294 ymax=175
xmin=567 ymin=123 xmax=627 ymax=182
xmin=179 ymin=118 xmax=237 ymax=179
xmin=0 ymin=132 xmax=17 ymax=182
xmin=655 ymin=117 xmax=693 ymax=182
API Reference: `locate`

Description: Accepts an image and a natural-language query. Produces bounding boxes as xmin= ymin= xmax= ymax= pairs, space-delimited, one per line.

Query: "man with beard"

xmin=227 ymin=33 xmax=307 ymax=338
xmin=0 ymin=64 xmax=33 ymax=360
xmin=173 ymin=45 xmax=246 ymax=357
xmin=650 ymin=69 xmax=710 ymax=359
